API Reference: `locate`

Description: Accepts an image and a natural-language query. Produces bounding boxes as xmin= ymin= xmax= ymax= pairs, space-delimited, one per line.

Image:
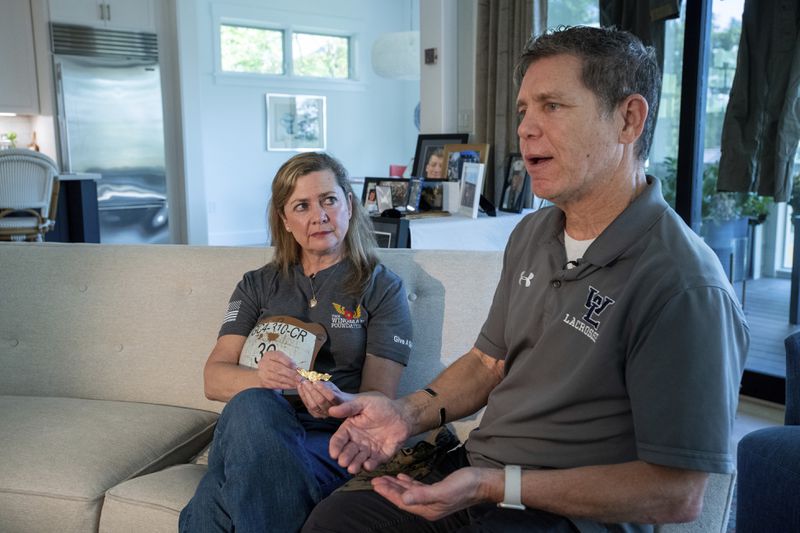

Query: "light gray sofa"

xmin=0 ymin=242 xmax=734 ymax=532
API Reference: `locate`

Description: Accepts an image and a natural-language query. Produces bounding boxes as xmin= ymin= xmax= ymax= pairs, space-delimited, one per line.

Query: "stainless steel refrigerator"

xmin=52 ymin=23 xmax=169 ymax=244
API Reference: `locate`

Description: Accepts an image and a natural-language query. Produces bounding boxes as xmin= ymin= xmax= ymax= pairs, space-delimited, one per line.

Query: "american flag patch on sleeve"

xmin=223 ymin=300 xmax=242 ymax=324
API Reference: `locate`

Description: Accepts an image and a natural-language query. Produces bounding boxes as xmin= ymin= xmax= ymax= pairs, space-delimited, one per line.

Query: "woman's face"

xmin=282 ymin=170 xmax=352 ymax=261
xmin=425 ymin=154 xmax=444 ymax=179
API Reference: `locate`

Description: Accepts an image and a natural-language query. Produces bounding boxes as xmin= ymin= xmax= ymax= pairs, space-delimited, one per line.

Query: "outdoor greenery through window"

xmin=547 ymin=1 xmax=599 ymax=28
xmin=220 ymin=24 xmax=283 ymax=75
xmin=547 ymin=1 xmax=749 ymax=214
xmin=220 ymin=24 xmax=350 ymax=80
xmin=293 ymin=33 xmax=349 ymax=79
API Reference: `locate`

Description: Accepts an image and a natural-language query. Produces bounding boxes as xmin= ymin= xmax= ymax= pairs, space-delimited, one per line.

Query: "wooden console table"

xmin=370 ymin=210 xmax=533 ymax=251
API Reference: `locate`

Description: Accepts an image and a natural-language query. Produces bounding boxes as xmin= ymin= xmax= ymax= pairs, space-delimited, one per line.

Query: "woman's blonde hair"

xmin=268 ymin=152 xmax=378 ymax=296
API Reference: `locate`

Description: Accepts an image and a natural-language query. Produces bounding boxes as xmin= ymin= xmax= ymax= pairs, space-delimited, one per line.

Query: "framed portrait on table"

xmin=411 ymin=133 xmax=469 ymax=179
xmin=406 ymin=178 xmax=423 ymax=212
xmin=500 ymin=153 xmax=530 ymax=213
xmin=370 ymin=217 xmax=410 ymax=248
xmin=459 ymin=162 xmax=485 ymax=219
xmin=376 ymin=186 xmax=394 ymax=213
xmin=419 ymin=181 xmax=444 ymax=211
xmin=362 ymin=182 xmax=380 ymax=214
xmin=361 ymin=177 xmax=412 ymax=213
xmin=266 ymin=94 xmax=326 ymax=151
xmin=442 ymin=143 xmax=491 ymax=182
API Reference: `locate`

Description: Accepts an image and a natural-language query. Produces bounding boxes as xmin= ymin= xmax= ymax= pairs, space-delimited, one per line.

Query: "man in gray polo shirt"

xmin=302 ymin=26 xmax=749 ymax=533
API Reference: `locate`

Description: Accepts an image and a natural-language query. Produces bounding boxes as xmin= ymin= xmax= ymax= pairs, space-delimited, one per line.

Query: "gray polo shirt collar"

xmin=589 ymin=175 xmax=668 ymax=267
xmin=541 ymin=175 xmax=668 ymax=273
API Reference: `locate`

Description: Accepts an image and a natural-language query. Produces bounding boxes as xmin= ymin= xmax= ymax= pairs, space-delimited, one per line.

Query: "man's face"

xmin=516 ymin=54 xmax=625 ymax=206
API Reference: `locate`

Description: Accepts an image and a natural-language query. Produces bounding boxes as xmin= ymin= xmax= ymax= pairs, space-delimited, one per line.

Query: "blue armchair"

xmin=735 ymin=332 xmax=800 ymax=532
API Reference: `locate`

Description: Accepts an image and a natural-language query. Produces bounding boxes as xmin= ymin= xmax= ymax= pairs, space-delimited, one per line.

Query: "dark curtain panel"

xmin=599 ymin=0 xmax=680 ymax=72
xmin=718 ymin=0 xmax=800 ymax=201
xmin=474 ymin=0 xmax=543 ymax=205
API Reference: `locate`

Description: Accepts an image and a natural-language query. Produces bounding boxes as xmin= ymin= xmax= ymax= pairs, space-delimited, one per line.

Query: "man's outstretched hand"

xmin=371 ymin=468 xmax=492 ymax=521
xmin=326 ymin=392 xmax=412 ymax=474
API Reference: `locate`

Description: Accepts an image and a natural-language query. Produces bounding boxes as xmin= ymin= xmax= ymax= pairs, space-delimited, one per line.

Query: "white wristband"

xmin=497 ymin=464 xmax=525 ymax=510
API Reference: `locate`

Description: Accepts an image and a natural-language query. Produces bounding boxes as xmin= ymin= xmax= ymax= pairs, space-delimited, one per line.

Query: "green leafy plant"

xmin=789 ymin=173 xmax=800 ymax=215
xmin=701 ymin=162 xmax=741 ymax=221
xmin=740 ymin=193 xmax=773 ymax=224
xmin=7 ymin=132 xmax=17 ymax=148
xmin=659 ymin=158 xmax=772 ymax=224
xmin=660 ymin=156 xmax=678 ymax=207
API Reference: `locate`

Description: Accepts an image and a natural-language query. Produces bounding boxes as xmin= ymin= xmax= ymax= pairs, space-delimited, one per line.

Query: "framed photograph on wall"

xmin=442 ymin=143 xmax=491 ymax=182
xmin=411 ymin=133 xmax=469 ymax=179
xmin=361 ymin=178 xmax=411 ymax=213
xmin=266 ymin=93 xmax=326 ymax=151
xmin=459 ymin=162 xmax=485 ymax=219
xmin=500 ymin=153 xmax=530 ymax=213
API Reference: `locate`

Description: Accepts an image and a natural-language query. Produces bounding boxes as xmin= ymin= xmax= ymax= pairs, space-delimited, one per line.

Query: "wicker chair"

xmin=0 ymin=149 xmax=60 ymax=242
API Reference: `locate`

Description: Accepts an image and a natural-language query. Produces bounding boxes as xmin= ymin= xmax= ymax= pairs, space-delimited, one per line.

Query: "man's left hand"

xmin=371 ymin=467 xmax=490 ymax=521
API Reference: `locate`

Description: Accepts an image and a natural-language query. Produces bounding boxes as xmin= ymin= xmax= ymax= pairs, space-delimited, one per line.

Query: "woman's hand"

xmin=297 ymin=379 xmax=353 ymax=418
xmin=256 ymin=350 xmax=302 ymax=390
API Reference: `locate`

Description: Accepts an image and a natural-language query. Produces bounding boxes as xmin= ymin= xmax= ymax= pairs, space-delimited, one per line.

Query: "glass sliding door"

xmin=546 ymin=0 xmax=792 ymax=402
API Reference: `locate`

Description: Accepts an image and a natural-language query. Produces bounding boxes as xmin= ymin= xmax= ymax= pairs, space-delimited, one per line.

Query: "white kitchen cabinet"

xmin=0 ymin=0 xmax=39 ymax=114
xmin=48 ymin=0 xmax=154 ymax=32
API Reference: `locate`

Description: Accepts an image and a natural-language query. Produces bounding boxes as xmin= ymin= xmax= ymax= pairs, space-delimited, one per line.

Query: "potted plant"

xmin=658 ymin=158 xmax=772 ymax=223
xmin=658 ymin=159 xmax=772 ymax=281
xmin=698 ymin=164 xmax=748 ymax=279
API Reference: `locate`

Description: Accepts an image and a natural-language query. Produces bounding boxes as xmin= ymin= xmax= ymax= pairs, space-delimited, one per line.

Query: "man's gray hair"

xmin=515 ymin=26 xmax=660 ymax=161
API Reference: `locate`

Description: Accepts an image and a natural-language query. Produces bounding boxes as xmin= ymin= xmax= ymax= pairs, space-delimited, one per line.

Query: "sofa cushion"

xmin=0 ymin=396 xmax=216 ymax=533
xmin=99 ymin=464 xmax=207 ymax=533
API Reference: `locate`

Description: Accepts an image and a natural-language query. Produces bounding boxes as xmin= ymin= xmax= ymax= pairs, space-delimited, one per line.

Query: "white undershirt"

xmin=564 ymin=230 xmax=595 ymax=267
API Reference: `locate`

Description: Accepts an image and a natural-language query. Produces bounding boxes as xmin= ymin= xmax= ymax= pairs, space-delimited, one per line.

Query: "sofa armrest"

xmin=786 ymin=333 xmax=800 ymax=425
xmin=736 ymin=426 xmax=800 ymax=533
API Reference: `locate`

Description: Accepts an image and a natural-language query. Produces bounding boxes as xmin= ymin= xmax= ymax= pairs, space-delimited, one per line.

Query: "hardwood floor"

xmin=734 ymin=276 xmax=797 ymax=377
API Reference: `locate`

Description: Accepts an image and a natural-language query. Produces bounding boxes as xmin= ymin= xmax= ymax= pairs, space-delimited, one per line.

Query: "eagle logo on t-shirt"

xmin=333 ymin=303 xmax=362 ymax=320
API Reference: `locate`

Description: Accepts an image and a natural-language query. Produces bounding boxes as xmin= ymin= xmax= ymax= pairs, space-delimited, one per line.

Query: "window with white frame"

xmin=293 ymin=32 xmax=350 ymax=79
xmin=220 ymin=24 xmax=284 ymax=75
xmin=219 ymin=23 xmax=351 ymax=80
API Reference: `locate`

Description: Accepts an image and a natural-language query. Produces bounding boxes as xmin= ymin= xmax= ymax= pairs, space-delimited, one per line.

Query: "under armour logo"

xmin=519 ymin=271 xmax=534 ymax=287
xmin=582 ymin=286 xmax=615 ymax=329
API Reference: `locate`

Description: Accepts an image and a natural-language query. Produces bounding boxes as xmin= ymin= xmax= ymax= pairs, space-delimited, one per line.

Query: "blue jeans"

xmin=179 ymin=388 xmax=350 ymax=533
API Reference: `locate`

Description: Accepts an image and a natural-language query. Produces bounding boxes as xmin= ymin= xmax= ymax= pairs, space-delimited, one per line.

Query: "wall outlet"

xmin=458 ymin=110 xmax=473 ymax=130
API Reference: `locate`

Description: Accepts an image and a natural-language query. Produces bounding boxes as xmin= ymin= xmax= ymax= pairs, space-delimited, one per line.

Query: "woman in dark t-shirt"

xmin=180 ymin=152 xmax=413 ymax=533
